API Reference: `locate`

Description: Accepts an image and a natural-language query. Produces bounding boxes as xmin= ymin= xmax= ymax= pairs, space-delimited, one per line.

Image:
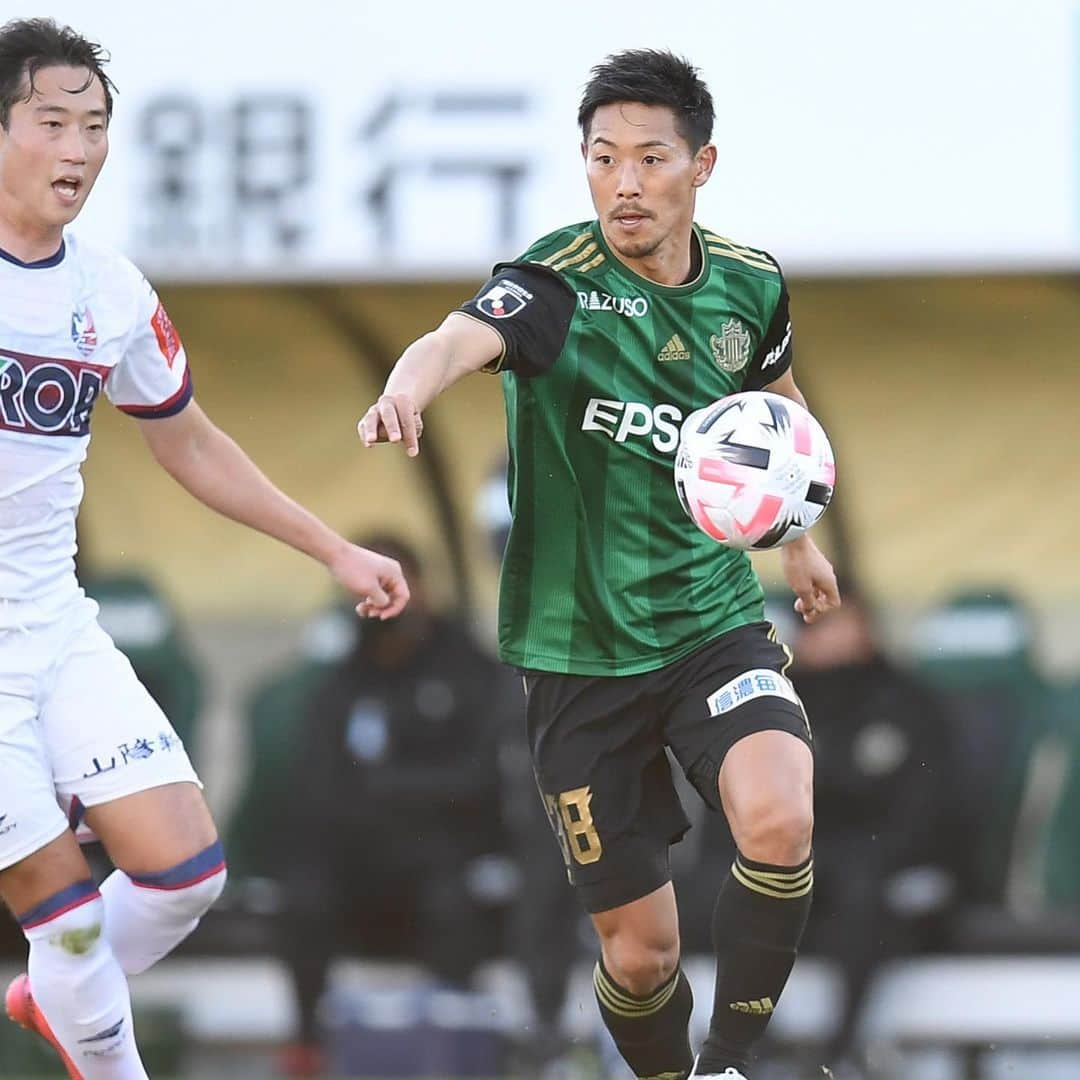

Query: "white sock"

xmin=100 ymin=841 xmax=227 ymax=975
xmin=22 ymin=885 xmax=148 ymax=1079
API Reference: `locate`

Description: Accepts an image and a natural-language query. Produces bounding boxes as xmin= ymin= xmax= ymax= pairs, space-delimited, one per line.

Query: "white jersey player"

xmin=0 ymin=18 xmax=409 ymax=1079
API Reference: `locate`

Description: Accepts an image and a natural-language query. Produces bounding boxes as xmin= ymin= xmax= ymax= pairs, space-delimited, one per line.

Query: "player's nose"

xmin=615 ymin=162 xmax=642 ymax=198
xmin=59 ymin=130 xmax=88 ymax=164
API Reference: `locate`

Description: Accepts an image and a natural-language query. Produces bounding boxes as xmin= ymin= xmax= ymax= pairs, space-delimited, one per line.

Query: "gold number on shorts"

xmin=557 ymin=785 xmax=602 ymax=865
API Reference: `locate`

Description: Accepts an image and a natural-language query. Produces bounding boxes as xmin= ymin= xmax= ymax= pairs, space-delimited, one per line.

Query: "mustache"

xmin=608 ymin=204 xmax=654 ymax=221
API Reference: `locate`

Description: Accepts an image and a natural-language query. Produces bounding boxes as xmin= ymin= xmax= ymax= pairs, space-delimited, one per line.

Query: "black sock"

xmin=696 ymin=852 xmax=813 ymax=1072
xmin=593 ymin=958 xmax=695 ymax=1079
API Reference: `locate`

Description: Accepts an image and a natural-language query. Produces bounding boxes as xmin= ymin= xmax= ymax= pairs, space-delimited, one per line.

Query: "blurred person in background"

xmin=361 ymin=49 xmax=840 ymax=1080
xmin=277 ymin=535 xmax=505 ymax=1077
xmin=0 ymin=18 xmax=408 ymax=1079
xmin=791 ymin=584 xmax=959 ymax=1071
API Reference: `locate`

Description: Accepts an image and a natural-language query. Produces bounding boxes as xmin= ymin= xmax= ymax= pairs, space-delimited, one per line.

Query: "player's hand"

xmin=357 ymin=393 xmax=424 ymax=457
xmin=328 ymin=543 xmax=410 ymax=620
xmin=780 ymin=535 xmax=840 ymax=624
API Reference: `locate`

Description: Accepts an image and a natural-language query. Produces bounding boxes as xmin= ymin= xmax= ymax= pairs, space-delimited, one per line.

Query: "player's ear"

xmin=692 ymin=143 xmax=717 ymax=188
xmin=580 ymin=140 xmax=588 ymax=160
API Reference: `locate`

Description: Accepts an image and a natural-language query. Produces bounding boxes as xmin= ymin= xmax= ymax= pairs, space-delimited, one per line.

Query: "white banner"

xmin=33 ymin=0 xmax=1080 ymax=279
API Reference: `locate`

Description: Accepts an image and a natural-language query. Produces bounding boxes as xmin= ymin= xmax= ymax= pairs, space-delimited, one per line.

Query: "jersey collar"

xmin=589 ymin=221 xmax=708 ymax=297
xmin=0 ymin=239 xmax=66 ymax=269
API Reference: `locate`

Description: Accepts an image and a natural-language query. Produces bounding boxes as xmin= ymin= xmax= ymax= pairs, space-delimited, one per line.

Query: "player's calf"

xmin=100 ymin=840 xmax=226 ymax=975
xmin=16 ymin=881 xmax=147 ymax=1078
xmin=592 ymin=888 xmax=694 ymax=1079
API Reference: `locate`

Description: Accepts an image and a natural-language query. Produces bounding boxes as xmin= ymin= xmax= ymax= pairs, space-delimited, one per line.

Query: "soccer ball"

xmin=674 ymin=391 xmax=835 ymax=550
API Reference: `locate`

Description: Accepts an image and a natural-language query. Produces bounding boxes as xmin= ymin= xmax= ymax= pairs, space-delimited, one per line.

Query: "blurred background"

xmin=2 ymin=0 xmax=1078 ymax=1076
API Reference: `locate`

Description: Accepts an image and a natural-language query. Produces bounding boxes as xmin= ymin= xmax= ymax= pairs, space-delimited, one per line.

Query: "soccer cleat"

xmin=5 ymin=973 xmax=84 ymax=1079
xmin=688 ymin=1057 xmax=749 ymax=1079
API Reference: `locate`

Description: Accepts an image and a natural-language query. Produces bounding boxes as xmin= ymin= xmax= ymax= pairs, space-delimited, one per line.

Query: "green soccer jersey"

xmin=459 ymin=219 xmax=795 ymax=676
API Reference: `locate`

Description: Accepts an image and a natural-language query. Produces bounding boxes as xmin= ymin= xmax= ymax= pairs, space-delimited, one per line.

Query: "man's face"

xmin=0 ymin=64 xmax=109 ymax=235
xmin=583 ymin=102 xmax=715 ymax=263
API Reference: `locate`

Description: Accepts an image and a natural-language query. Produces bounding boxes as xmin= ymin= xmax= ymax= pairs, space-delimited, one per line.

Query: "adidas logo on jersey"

xmin=657 ymin=335 xmax=690 ymax=362
xmin=729 ymin=997 xmax=774 ymax=1015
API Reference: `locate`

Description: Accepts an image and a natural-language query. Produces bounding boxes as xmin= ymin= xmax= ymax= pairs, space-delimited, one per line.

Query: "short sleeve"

xmin=457 ymin=262 xmax=576 ymax=378
xmin=105 ymin=276 xmax=192 ymax=418
xmin=742 ymin=276 xmax=794 ymax=391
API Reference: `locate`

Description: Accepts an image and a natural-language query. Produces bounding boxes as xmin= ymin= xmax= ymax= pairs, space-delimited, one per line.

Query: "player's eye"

xmin=42 ymin=120 xmax=62 ymax=129
xmin=594 ymin=154 xmax=614 ymax=166
xmin=643 ymin=155 xmax=661 ymax=165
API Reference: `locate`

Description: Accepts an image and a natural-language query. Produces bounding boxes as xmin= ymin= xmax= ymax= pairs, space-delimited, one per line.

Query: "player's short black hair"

xmin=578 ymin=49 xmax=714 ymax=152
xmin=0 ymin=17 xmax=115 ymax=130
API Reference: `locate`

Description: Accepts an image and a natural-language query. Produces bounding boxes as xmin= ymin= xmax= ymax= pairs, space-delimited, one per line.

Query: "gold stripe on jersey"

xmin=577 ymin=252 xmax=607 ymax=273
xmin=551 ymin=242 xmax=599 ymax=272
xmin=541 ymin=230 xmax=593 ymax=267
xmin=703 ymin=232 xmax=774 ymax=262
xmin=706 ymin=244 xmax=777 ymax=273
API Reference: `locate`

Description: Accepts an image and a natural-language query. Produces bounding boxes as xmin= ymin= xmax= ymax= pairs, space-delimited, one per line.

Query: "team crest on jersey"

xmin=710 ymin=318 xmax=752 ymax=372
xmin=477 ymin=278 xmax=533 ymax=319
xmin=71 ymin=305 xmax=98 ymax=357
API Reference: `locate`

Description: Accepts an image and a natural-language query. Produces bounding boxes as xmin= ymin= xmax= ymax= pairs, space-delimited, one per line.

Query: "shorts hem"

xmin=688 ymin=705 xmax=813 ymax=811
xmin=0 ymin=818 xmax=69 ymax=874
xmin=63 ymin=770 xmax=204 ymax=810
xmin=578 ymin=861 xmax=673 ymax=915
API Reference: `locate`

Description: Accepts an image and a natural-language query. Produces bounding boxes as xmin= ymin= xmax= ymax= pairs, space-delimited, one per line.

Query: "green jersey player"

xmin=360 ymin=49 xmax=840 ymax=1080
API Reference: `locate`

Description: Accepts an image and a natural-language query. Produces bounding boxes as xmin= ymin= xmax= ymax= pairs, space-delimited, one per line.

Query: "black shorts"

xmin=523 ymin=622 xmax=811 ymax=914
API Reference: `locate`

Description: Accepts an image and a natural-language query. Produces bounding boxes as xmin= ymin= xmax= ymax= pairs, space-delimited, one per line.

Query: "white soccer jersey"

xmin=0 ymin=233 xmax=191 ymax=601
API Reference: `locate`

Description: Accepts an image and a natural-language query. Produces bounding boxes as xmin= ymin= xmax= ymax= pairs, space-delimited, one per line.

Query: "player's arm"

xmin=136 ymin=401 xmax=409 ymax=619
xmin=759 ymin=322 xmax=841 ymax=625
xmin=359 ymin=263 xmax=576 ymax=457
xmin=358 ymin=313 xmax=502 ymax=457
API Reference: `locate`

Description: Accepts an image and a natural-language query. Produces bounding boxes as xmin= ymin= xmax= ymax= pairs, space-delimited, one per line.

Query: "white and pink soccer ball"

xmin=674 ymin=391 xmax=836 ymax=550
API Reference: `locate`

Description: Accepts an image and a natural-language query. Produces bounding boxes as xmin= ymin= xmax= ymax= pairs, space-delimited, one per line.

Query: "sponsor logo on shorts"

xmin=81 ymin=731 xmax=182 ymax=779
xmin=0 ymin=814 xmax=15 ymax=837
xmin=707 ymin=668 xmax=802 ymax=716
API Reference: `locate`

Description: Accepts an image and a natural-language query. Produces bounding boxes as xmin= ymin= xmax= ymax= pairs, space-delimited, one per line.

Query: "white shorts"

xmin=0 ymin=589 xmax=201 ymax=872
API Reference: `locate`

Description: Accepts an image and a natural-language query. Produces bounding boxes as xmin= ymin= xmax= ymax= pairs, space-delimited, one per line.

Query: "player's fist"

xmin=358 ymin=393 xmax=424 ymax=457
xmin=328 ymin=543 xmax=410 ymax=620
xmin=780 ymin=535 xmax=840 ymax=625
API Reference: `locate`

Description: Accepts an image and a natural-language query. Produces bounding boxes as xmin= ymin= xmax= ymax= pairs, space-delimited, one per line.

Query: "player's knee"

xmin=733 ymin=796 xmax=814 ymax=865
xmin=22 ymin=890 xmax=106 ymax=957
xmin=599 ymin=929 xmax=680 ymax=996
xmin=129 ymin=842 xmax=227 ymax=920
xmin=21 ymin=887 xmax=114 ymax=1001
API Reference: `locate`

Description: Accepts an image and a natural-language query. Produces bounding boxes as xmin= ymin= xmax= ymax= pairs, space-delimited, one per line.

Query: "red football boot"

xmin=5 ymin=972 xmax=84 ymax=1079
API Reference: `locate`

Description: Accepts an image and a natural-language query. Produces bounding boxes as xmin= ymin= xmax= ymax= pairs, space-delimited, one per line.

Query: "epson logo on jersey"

xmin=0 ymin=353 xmax=105 ymax=437
xmin=581 ymin=398 xmax=683 ymax=453
xmin=577 ymin=290 xmax=649 ymax=318
xmin=762 ymin=320 xmax=792 ymax=369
